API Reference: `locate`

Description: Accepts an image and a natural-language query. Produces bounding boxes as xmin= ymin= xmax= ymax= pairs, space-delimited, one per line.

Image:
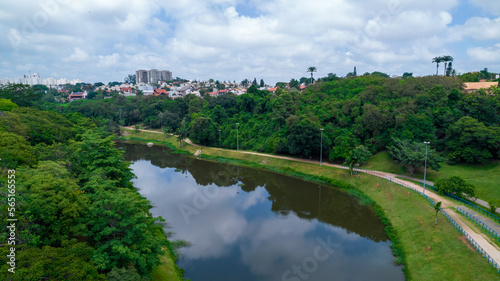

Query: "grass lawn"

xmin=121 ymin=129 xmax=500 ymax=281
xmin=363 ymin=151 xmax=500 ymax=203
xmin=150 ymin=249 xmax=183 ymax=281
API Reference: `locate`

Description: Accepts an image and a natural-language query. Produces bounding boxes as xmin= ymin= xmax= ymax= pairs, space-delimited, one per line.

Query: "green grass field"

xmin=363 ymin=151 xmax=500 ymax=203
xmin=121 ymin=129 xmax=500 ymax=281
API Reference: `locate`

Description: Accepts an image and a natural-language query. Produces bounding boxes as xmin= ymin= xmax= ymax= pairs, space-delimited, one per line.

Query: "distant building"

xmin=463 ymin=82 xmax=499 ymax=93
xmin=138 ymin=85 xmax=155 ymax=95
xmin=136 ymin=69 xmax=148 ymax=84
xmin=68 ymin=92 xmax=87 ymax=101
xmin=161 ymin=70 xmax=172 ymax=81
xmin=153 ymin=89 xmax=169 ymax=96
xmin=135 ymin=69 xmax=172 ymax=84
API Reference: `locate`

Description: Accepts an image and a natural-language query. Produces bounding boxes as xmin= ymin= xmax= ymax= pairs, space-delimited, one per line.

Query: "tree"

xmin=286 ymin=117 xmax=327 ymax=156
xmin=388 ymin=138 xmax=444 ymax=175
xmin=0 ymin=241 xmax=105 ymax=280
xmin=189 ymin=116 xmax=217 ymax=145
xmin=435 ymin=176 xmax=476 ymax=199
xmin=124 ymin=74 xmax=136 ymax=84
xmin=434 ymin=202 xmax=442 ymax=225
xmin=446 ymin=62 xmax=453 ymax=77
xmin=252 ymin=78 xmax=258 ymax=86
xmin=445 ymin=117 xmax=500 ymax=164
xmin=307 ymin=66 xmax=317 ymax=84
xmin=344 ymin=145 xmax=372 ymax=175
xmin=289 ymin=78 xmax=299 ymax=90
xmin=23 ymin=161 xmax=89 ymax=246
xmin=0 ymin=132 xmax=32 ymax=168
xmin=441 ymin=55 xmax=453 ymax=76
xmin=402 ymin=72 xmax=413 ymax=78
xmin=0 ymin=84 xmax=42 ymax=107
xmin=260 ymin=79 xmax=265 ymax=87
xmin=71 ymin=129 xmax=135 ymax=190
xmin=0 ymin=98 xmax=18 ymax=111
xmin=432 ymin=56 xmax=442 ymax=76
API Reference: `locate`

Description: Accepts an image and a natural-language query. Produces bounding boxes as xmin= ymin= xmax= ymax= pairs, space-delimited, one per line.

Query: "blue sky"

xmin=1 ymin=0 xmax=499 ymax=84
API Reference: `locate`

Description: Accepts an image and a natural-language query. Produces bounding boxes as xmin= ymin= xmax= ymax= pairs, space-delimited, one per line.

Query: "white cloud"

xmin=467 ymin=44 xmax=500 ymax=62
xmin=63 ymin=47 xmax=89 ymax=62
xmin=0 ymin=0 xmax=499 ymax=83
xmin=469 ymin=0 xmax=500 ymax=16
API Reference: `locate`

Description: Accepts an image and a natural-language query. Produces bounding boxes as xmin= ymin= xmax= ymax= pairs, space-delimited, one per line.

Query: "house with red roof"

xmin=267 ymin=87 xmax=278 ymax=93
xmin=68 ymin=92 xmax=87 ymax=101
xmin=153 ymin=89 xmax=169 ymax=96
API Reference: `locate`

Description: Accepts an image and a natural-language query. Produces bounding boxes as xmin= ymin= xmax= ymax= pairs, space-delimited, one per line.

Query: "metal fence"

xmin=412 ymin=181 xmax=500 ymax=224
xmin=456 ymin=206 xmax=500 ymax=242
xmin=441 ymin=210 xmax=500 ymax=273
xmin=352 ymin=166 xmax=500 ymax=274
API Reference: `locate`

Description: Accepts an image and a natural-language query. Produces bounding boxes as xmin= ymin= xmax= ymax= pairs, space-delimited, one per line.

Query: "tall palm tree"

xmin=441 ymin=55 xmax=454 ymax=76
xmin=307 ymin=66 xmax=317 ymax=84
xmin=432 ymin=57 xmax=442 ymax=76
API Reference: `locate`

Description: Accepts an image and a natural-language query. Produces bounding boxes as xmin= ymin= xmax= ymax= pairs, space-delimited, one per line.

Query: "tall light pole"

xmin=320 ymin=128 xmax=324 ymax=166
xmin=236 ymin=123 xmax=239 ymax=151
xmin=219 ymin=129 xmax=221 ymax=148
xmin=160 ymin=112 xmax=163 ymax=132
xmin=423 ymin=141 xmax=430 ymax=194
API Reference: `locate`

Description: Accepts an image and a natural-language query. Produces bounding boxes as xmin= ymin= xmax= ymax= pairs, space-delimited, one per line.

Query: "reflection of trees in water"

xmin=119 ymin=142 xmax=388 ymax=242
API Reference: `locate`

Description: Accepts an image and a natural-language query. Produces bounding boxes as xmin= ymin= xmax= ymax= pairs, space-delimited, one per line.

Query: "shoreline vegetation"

xmin=122 ymin=129 xmax=500 ymax=281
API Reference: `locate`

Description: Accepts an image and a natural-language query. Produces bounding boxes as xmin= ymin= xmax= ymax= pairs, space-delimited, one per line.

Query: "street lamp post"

xmin=236 ymin=123 xmax=239 ymax=151
xmin=320 ymin=128 xmax=324 ymax=166
xmin=219 ymin=129 xmax=221 ymax=148
xmin=423 ymin=141 xmax=430 ymax=194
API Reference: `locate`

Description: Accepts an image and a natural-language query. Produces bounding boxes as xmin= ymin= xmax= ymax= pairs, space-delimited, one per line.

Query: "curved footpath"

xmin=122 ymin=127 xmax=500 ymax=270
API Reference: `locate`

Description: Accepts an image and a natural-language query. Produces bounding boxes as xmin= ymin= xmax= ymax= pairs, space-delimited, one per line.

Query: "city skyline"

xmin=1 ymin=1 xmax=500 ymax=84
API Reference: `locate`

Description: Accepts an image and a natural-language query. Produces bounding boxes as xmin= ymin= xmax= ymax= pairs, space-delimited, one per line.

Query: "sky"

xmin=1 ymin=0 xmax=500 ymax=85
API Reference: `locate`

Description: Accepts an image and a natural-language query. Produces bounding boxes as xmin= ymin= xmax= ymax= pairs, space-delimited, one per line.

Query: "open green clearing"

xmin=122 ymin=129 xmax=500 ymax=281
xmin=363 ymin=151 xmax=500 ymax=203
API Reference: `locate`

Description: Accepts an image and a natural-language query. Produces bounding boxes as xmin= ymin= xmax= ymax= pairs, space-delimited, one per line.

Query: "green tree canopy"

xmin=0 ymin=84 xmax=42 ymax=107
xmin=388 ymin=138 xmax=444 ymax=175
xmin=0 ymin=98 xmax=18 ymax=111
xmin=446 ymin=116 xmax=500 ymax=164
xmin=435 ymin=176 xmax=475 ymax=199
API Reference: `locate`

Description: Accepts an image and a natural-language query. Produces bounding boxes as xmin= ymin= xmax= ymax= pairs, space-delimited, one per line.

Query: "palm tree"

xmin=441 ymin=56 xmax=454 ymax=76
xmin=434 ymin=201 xmax=442 ymax=225
xmin=307 ymin=66 xmax=317 ymax=84
xmin=432 ymin=57 xmax=442 ymax=76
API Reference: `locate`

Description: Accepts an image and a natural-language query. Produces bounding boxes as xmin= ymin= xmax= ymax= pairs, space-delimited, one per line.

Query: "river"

xmin=118 ymin=143 xmax=404 ymax=281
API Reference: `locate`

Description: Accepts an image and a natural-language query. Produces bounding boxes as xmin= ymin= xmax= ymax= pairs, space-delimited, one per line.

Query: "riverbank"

xmin=122 ymin=129 xmax=500 ymax=281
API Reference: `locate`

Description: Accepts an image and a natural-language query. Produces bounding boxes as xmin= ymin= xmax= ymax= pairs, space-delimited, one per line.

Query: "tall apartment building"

xmin=135 ymin=69 xmax=173 ymax=84
xmin=148 ymin=69 xmax=161 ymax=84
xmin=136 ymin=69 xmax=148 ymax=84
xmin=161 ymin=70 xmax=172 ymax=81
xmin=24 ymin=72 xmax=41 ymax=85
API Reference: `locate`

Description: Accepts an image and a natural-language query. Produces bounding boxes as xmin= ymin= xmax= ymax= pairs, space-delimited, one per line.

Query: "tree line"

xmin=2 ymin=74 xmax=500 ymax=173
xmin=0 ymin=107 xmax=180 ymax=280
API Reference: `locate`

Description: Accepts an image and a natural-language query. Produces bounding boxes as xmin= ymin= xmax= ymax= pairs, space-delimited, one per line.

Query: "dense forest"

xmin=0 ymin=106 xmax=176 ymax=280
xmin=48 ymin=75 xmax=500 ymax=167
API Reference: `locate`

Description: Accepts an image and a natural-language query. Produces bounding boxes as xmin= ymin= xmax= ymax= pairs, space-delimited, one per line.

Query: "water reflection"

xmin=119 ymin=143 xmax=404 ymax=281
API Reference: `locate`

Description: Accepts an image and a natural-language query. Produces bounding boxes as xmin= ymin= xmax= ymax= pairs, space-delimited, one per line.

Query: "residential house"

xmin=153 ymin=89 xmax=169 ymax=96
xmin=463 ymin=81 xmax=498 ymax=93
xmin=68 ymin=92 xmax=87 ymax=101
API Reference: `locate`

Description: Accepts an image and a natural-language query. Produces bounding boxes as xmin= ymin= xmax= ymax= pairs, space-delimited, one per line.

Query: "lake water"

xmin=119 ymin=143 xmax=405 ymax=281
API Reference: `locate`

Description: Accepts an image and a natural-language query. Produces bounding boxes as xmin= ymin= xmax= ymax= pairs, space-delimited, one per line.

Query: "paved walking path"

xmin=395 ymin=175 xmax=499 ymax=213
xmin=122 ymin=127 xmax=500 ymax=267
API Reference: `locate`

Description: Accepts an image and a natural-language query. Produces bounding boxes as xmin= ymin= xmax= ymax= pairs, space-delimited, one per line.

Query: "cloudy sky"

xmin=1 ymin=0 xmax=500 ymax=84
